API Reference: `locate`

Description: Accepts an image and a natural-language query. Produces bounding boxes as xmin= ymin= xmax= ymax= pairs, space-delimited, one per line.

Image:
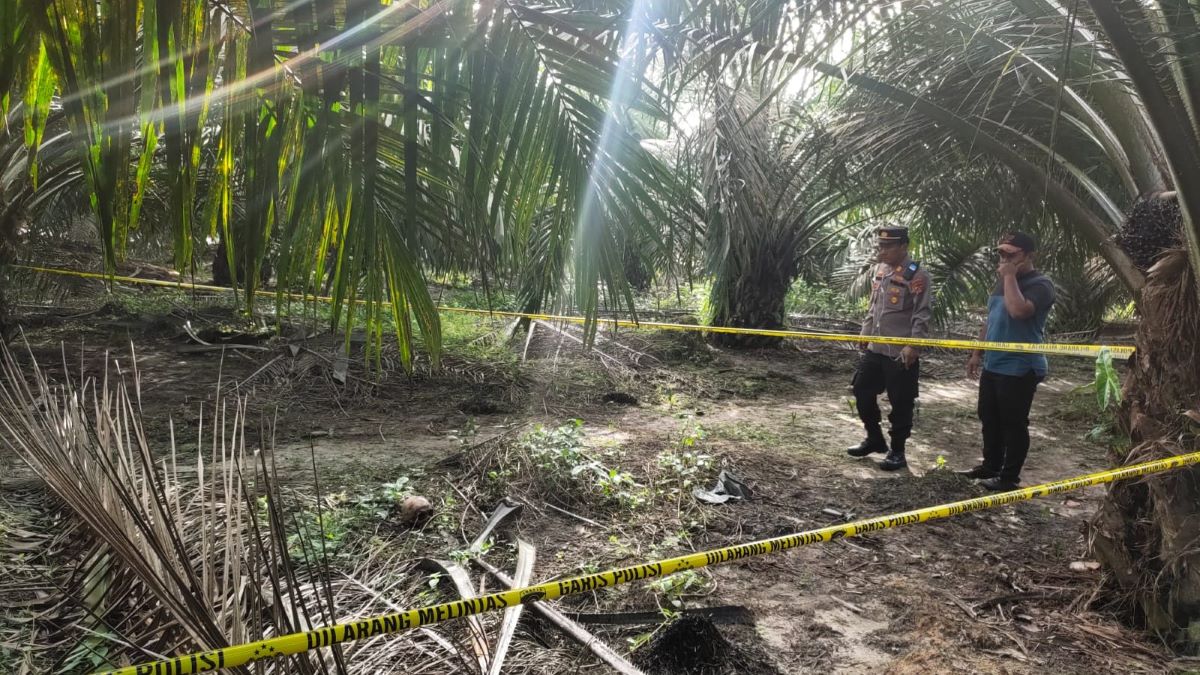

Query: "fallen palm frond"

xmin=0 ymin=486 xmax=71 ymax=674
xmin=0 ymin=343 xmax=478 ymax=672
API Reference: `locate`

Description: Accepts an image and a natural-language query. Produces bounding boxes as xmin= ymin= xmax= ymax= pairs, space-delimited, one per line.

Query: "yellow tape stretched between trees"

xmin=96 ymin=450 xmax=1200 ymax=675
xmin=17 ymin=264 xmax=1134 ymax=359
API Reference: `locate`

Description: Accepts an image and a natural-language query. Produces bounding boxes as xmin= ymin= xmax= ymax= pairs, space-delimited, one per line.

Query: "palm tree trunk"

xmin=623 ymin=243 xmax=653 ymax=293
xmin=707 ymin=253 xmax=792 ymax=349
xmin=239 ymin=0 xmax=281 ymax=305
xmin=1090 ymin=251 xmax=1200 ymax=648
xmin=1081 ymin=0 xmax=1200 ymax=650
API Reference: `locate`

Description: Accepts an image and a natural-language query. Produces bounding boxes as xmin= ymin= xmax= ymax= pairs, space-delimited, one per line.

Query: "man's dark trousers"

xmin=853 ymin=351 xmax=919 ymax=445
xmin=977 ymin=369 xmax=1041 ymax=481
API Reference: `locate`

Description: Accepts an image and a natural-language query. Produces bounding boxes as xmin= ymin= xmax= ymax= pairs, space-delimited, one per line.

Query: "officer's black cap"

xmin=876 ymin=226 xmax=909 ymax=245
xmin=998 ymin=231 xmax=1036 ymax=252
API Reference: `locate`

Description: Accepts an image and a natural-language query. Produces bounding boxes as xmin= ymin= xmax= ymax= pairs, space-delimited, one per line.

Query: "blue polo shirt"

xmin=983 ymin=271 xmax=1056 ymax=377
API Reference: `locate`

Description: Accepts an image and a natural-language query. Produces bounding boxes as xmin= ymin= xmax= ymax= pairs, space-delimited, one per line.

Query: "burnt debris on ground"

xmin=633 ymin=615 xmax=781 ymax=675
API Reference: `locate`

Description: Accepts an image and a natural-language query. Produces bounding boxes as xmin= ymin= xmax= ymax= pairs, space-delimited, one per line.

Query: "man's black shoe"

xmin=956 ymin=465 xmax=999 ymax=480
xmin=979 ymin=477 xmax=1020 ymax=491
xmin=879 ymin=451 xmax=907 ymax=471
xmin=847 ymin=438 xmax=887 ymax=457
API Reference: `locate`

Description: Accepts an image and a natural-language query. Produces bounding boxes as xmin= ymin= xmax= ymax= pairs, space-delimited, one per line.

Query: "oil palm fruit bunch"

xmin=1116 ymin=191 xmax=1183 ymax=271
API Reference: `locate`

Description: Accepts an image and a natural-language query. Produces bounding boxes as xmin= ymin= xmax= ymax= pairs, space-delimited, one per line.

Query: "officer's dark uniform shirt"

xmin=860 ymin=257 xmax=933 ymax=357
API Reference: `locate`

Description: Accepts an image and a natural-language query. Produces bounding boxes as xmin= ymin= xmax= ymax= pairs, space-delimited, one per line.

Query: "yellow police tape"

xmin=16 ymin=264 xmax=1134 ymax=359
xmin=97 ymin=450 xmax=1200 ymax=675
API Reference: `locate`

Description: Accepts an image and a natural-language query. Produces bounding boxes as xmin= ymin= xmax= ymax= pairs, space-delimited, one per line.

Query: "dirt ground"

xmin=0 ymin=299 xmax=1186 ymax=674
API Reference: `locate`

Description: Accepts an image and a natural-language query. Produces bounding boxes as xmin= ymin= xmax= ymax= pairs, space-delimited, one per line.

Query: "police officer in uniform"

xmin=846 ymin=226 xmax=934 ymax=470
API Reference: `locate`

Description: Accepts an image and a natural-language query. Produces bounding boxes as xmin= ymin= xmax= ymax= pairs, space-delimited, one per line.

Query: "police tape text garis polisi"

xmin=98 ymin=451 xmax=1200 ymax=675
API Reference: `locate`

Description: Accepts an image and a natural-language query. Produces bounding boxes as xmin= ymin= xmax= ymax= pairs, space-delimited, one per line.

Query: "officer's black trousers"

xmin=977 ymin=369 xmax=1041 ymax=482
xmin=852 ymin=351 xmax=919 ymax=441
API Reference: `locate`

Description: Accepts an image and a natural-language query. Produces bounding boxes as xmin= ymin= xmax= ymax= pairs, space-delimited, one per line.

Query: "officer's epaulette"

xmin=903 ymin=261 xmax=920 ymax=281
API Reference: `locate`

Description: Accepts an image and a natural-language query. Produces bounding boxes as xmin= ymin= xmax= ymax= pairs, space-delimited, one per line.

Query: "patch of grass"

xmin=108 ymin=287 xmax=192 ymax=316
xmin=633 ymin=279 xmax=712 ymax=315
xmin=657 ymin=388 xmax=698 ymax=413
xmin=433 ymin=310 xmax=517 ymax=363
xmin=1054 ymin=387 xmax=1102 ymax=423
xmin=436 ymin=286 xmax=519 ymax=312
xmin=711 ymin=420 xmax=783 ymax=446
xmin=786 ymin=279 xmax=867 ymax=319
xmin=733 ymin=376 xmax=769 ymax=397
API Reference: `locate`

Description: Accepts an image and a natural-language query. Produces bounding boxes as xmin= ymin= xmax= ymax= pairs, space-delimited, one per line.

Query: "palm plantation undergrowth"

xmin=2 ymin=0 xmax=1200 ymax=657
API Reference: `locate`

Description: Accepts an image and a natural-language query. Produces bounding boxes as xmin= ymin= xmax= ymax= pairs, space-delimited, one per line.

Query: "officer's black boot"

xmin=847 ymin=426 xmax=888 ymax=457
xmin=879 ymin=433 xmax=908 ymax=471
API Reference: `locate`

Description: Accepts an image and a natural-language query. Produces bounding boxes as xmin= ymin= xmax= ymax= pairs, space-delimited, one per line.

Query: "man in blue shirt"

xmin=960 ymin=232 xmax=1056 ymax=491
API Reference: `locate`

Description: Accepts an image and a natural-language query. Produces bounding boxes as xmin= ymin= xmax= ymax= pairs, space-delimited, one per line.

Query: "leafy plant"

xmin=660 ymin=391 xmax=682 ymax=411
xmin=1065 ymin=348 xmax=1125 ymax=442
xmin=518 ymin=420 xmax=646 ymax=509
xmin=1094 ymin=348 xmax=1123 ymax=413
xmin=285 ymin=507 xmax=356 ymax=565
xmin=627 ymin=631 xmax=657 ymax=651
xmin=676 ymin=420 xmax=706 ymax=448
xmin=657 ymin=450 xmax=714 ymax=491
xmin=449 ymin=540 xmax=492 ymax=563
xmin=648 ymin=569 xmax=707 ymax=609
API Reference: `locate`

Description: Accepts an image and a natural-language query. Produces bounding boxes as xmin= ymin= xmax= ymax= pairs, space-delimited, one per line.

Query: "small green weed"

xmin=661 ymin=391 xmax=682 ymax=411
xmin=448 ymin=539 xmax=493 ymax=563
xmin=677 ymin=419 xmax=706 ymax=447
xmin=627 ymin=631 xmax=657 ymax=651
xmin=648 ymin=569 xmax=708 ymax=608
xmin=1066 ymin=348 xmax=1125 ymax=443
xmin=284 ymin=507 xmax=356 ymax=564
xmin=713 ymin=420 xmax=780 ymax=445
xmin=257 ymin=471 xmax=424 ymax=566
xmin=380 ymin=476 xmax=413 ymax=503
xmin=657 ymin=449 xmax=713 ymax=491
xmin=518 ymin=420 xmax=646 ymax=509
